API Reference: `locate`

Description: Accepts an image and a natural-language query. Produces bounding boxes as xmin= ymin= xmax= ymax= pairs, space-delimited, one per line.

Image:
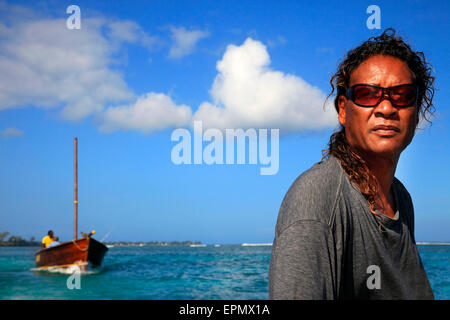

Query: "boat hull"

xmin=35 ymin=238 xmax=108 ymax=269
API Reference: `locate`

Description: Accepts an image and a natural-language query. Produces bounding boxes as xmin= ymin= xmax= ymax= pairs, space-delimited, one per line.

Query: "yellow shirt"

xmin=42 ymin=235 xmax=54 ymax=247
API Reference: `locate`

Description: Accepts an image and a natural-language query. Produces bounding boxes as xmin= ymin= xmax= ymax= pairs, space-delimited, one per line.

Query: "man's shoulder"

xmin=296 ymin=155 xmax=342 ymax=183
xmin=392 ymin=177 xmax=411 ymax=198
xmin=276 ymin=156 xmax=345 ymax=231
xmin=288 ymin=155 xmax=344 ymax=198
xmin=392 ymin=176 xmax=414 ymax=212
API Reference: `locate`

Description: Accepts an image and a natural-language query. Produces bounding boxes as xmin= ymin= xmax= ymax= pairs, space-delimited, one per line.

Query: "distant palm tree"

xmin=0 ymin=232 xmax=10 ymax=243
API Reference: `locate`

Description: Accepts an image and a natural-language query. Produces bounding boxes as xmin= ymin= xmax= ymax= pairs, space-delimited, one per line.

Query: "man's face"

xmin=338 ymin=55 xmax=418 ymax=159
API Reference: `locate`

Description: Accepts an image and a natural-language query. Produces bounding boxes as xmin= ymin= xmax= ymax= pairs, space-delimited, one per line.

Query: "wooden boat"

xmin=35 ymin=138 xmax=108 ymax=270
xmin=35 ymin=237 xmax=108 ymax=269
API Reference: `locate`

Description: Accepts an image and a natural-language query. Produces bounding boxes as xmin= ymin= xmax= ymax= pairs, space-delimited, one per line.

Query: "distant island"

xmin=0 ymin=232 xmax=40 ymax=247
xmin=104 ymin=240 xmax=203 ymax=247
xmin=0 ymin=232 xmax=203 ymax=247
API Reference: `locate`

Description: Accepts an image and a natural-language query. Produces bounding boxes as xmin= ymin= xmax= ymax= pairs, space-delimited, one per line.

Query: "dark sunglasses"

xmin=346 ymin=84 xmax=418 ymax=108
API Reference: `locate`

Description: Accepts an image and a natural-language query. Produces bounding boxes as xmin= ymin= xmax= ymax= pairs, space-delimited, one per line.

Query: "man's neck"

xmin=361 ymin=151 xmax=399 ymax=217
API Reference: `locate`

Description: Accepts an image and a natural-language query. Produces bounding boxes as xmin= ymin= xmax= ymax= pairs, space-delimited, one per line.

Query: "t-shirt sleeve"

xmin=393 ymin=178 xmax=416 ymax=240
xmin=269 ymin=220 xmax=337 ymax=300
xmin=269 ymin=159 xmax=343 ymax=299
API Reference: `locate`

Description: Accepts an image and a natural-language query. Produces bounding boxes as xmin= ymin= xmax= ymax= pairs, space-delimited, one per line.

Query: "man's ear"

xmin=338 ymin=95 xmax=347 ymax=126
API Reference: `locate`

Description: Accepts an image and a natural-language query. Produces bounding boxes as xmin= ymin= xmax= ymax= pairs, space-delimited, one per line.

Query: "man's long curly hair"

xmin=323 ymin=28 xmax=435 ymax=227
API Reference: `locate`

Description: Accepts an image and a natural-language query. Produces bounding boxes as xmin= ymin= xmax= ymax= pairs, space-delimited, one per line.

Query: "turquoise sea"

xmin=0 ymin=244 xmax=448 ymax=300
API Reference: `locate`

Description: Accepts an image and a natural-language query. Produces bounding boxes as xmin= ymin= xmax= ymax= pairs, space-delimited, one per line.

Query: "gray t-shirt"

xmin=269 ymin=155 xmax=434 ymax=299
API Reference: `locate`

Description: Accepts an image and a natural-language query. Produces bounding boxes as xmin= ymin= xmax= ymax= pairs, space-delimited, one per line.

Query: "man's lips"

xmin=372 ymin=125 xmax=400 ymax=132
xmin=371 ymin=125 xmax=400 ymax=136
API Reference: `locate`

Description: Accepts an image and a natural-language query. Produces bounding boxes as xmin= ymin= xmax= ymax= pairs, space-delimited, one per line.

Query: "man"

xmin=47 ymin=236 xmax=61 ymax=248
xmin=269 ymin=28 xmax=435 ymax=299
xmin=41 ymin=230 xmax=56 ymax=248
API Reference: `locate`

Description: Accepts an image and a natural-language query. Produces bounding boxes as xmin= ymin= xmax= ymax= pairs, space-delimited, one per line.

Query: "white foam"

xmin=31 ymin=263 xmax=99 ymax=275
xmin=417 ymin=242 xmax=450 ymax=245
xmin=241 ymin=243 xmax=272 ymax=247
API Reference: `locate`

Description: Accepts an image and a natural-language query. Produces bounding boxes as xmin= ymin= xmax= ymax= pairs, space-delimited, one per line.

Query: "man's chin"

xmin=362 ymin=144 xmax=403 ymax=160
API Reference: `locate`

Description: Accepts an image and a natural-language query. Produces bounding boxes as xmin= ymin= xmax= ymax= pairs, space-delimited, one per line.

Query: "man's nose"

xmin=374 ymin=94 xmax=398 ymax=118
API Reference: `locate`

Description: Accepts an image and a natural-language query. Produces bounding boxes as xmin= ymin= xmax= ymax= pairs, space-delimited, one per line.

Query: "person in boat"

xmin=41 ymin=230 xmax=58 ymax=248
xmin=269 ymin=28 xmax=435 ymax=299
xmin=47 ymin=236 xmax=60 ymax=248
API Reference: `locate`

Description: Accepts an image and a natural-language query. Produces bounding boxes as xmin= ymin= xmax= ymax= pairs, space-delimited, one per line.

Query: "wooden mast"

xmin=74 ymin=137 xmax=78 ymax=240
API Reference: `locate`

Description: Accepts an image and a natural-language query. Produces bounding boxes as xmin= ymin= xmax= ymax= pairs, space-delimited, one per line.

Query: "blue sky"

xmin=0 ymin=0 xmax=449 ymax=243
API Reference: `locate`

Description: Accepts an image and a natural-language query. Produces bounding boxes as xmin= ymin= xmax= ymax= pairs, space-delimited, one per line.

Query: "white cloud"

xmin=168 ymin=26 xmax=209 ymax=58
xmin=106 ymin=20 xmax=158 ymax=50
xmin=99 ymin=92 xmax=192 ymax=133
xmin=267 ymin=35 xmax=287 ymax=48
xmin=0 ymin=127 xmax=25 ymax=137
xmin=0 ymin=4 xmax=158 ymax=121
xmin=0 ymin=3 xmax=337 ymax=135
xmin=193 ymin=38 xmax=338 ymax=131
xmin=99 ymin=38 xmax=338 ymax=134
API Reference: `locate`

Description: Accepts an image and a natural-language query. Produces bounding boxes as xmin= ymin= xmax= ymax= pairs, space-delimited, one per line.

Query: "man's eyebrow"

xmin=350 ymin=82 xmax=415 ymax=87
